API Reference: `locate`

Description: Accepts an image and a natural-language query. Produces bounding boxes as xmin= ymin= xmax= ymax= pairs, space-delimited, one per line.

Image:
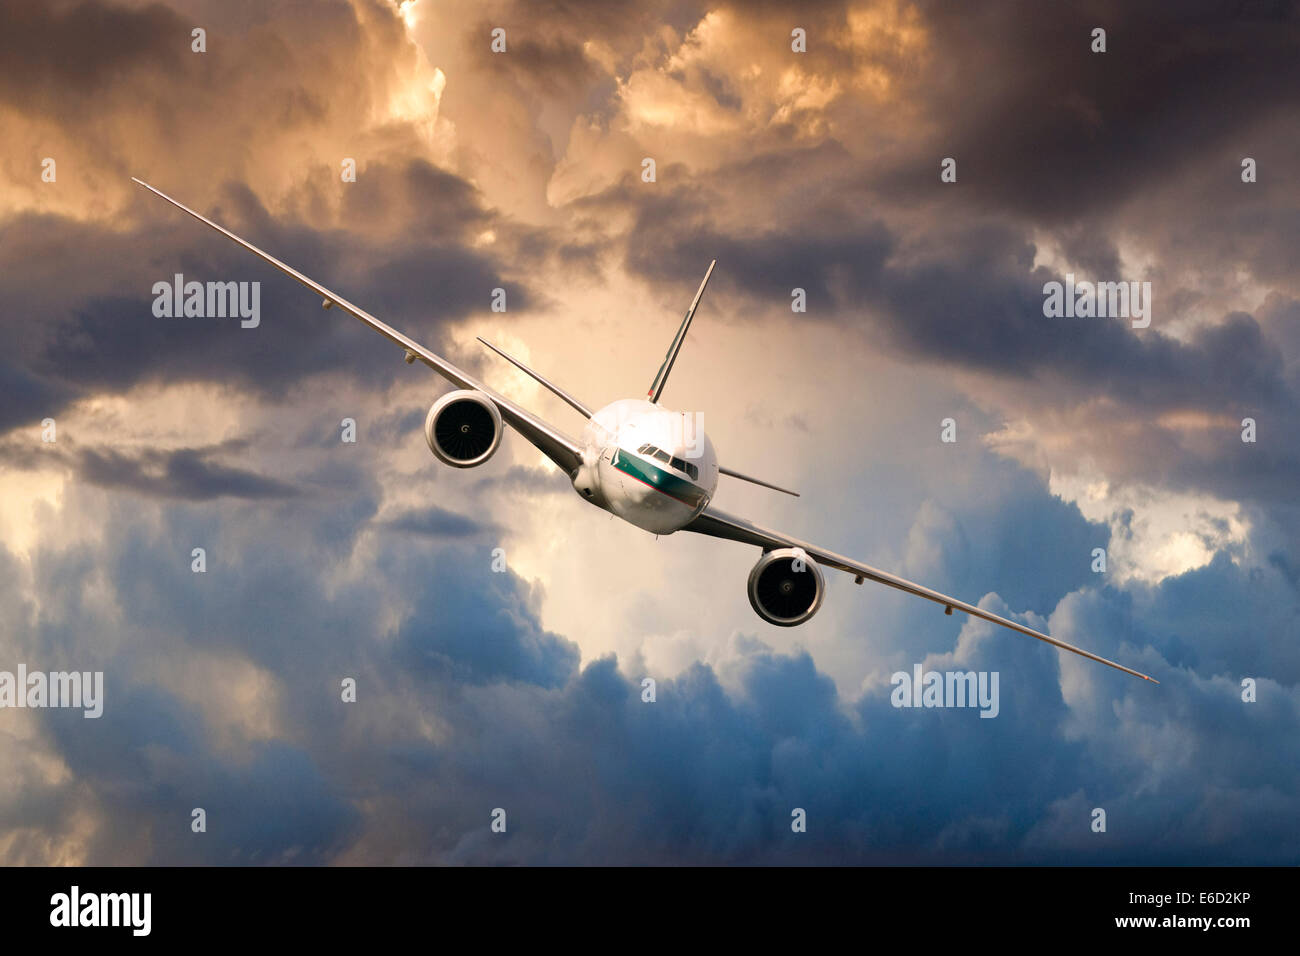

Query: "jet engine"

xmin=747 ymin=548 xmax=825 ymax=626
xmin=424 ymin=390 xmax=503 ymax=467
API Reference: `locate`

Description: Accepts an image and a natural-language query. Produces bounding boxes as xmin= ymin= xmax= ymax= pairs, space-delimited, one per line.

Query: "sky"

xmin=0 ymin=0 xmax=1297 ymax=864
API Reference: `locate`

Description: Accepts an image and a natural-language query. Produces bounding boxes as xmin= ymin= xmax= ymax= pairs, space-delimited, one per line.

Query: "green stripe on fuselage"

xmin=614 ymin=451 xmax=708 ymax=509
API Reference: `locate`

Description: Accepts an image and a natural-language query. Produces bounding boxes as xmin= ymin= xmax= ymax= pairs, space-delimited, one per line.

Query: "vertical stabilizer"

xmin=647 ymin=260 xmax=716 ymax=404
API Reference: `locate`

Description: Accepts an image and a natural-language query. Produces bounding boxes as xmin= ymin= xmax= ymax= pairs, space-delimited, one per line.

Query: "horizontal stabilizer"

xmin=719 ymin=465 xmax=799 ymax=497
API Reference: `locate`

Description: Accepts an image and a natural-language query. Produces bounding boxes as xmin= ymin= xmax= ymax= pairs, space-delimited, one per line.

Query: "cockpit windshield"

xmin=635 ymin=443 xmax=699 ymax=482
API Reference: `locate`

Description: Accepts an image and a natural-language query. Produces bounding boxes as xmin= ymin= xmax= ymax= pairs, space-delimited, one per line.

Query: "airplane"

xmin=132 ymin=177 xmax=1158 ymax=684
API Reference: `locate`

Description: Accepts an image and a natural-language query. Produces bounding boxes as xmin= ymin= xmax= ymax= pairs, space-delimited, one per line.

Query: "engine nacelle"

xmin=424 ymin=390 xmax=503 ymax=468
xmin=747 ymin=547 xmax=825 ymax=626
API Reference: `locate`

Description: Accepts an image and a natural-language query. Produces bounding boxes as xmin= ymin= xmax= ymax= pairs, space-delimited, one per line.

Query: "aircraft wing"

xmin=132 ymin=178 xmax=584 ymax=476
xmin=683 ymin=504 xmax=1158 ymax=683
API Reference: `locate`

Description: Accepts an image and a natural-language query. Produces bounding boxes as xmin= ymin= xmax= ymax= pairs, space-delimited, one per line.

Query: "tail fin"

xmin=647 ymin=260 xmax=716 ymax=404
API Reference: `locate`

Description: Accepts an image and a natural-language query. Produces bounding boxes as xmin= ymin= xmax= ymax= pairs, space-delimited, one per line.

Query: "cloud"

xmin=75 ymin=443 xmax=300 ymax=501
xmin=6 ymin=420 xmax=1297 ymax=865
xmin=1 ymin=0 xmax=1297 ymax=866
xmin=379 ymin=505 xmax=494 ymax=538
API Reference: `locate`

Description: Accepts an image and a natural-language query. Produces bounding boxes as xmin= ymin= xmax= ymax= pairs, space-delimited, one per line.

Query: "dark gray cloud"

xmin=0 ymin=433 xmax=309 ymax=501
xmin=76 ymin=443 xmax=300 ymax=501
xmin=468 ymin=27 xmax=604 ymax=99
xmin=379 ymin=505 xmax=495 ymax=538
xmin=0 ymin=0 xmax=186 ymax=116
xmin=0 ymin=360 xmax=78 ymax=433
xmin=894 ymin=0 xmax=1300 ymax=224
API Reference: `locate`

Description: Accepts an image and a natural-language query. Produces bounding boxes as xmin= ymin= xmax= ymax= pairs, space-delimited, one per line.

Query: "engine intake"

xmin=424 ymin=390 xmax=503 ymax=467
xmin=747 ymin=548 xmax=824 ymax=626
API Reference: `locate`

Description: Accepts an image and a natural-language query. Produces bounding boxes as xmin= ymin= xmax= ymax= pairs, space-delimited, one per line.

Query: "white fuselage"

xmin=570 ymin=399 xmax=718 ymax=534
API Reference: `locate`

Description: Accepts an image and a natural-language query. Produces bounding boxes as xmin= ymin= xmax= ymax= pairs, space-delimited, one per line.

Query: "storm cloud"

xmin=0 ymin=0 xmax=1296 ymax=865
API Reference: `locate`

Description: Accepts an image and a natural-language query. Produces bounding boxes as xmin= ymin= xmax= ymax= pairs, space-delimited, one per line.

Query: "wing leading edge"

xmin=684 ymin=505 xmax=1158 ymax=683
xmin=132 ymin=178 xmax=583 ymax=475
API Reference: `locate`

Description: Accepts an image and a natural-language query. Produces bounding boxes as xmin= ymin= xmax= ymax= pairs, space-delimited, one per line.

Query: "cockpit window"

xmin=670 ymin=457 xmax=699 ymax=481
xmin=635 ymin=444 xmax=699 ymax=482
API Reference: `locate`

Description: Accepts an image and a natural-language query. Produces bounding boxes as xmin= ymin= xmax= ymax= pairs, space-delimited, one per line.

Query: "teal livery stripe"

xmin=614 ymin=451 xmax=708 ymax=509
